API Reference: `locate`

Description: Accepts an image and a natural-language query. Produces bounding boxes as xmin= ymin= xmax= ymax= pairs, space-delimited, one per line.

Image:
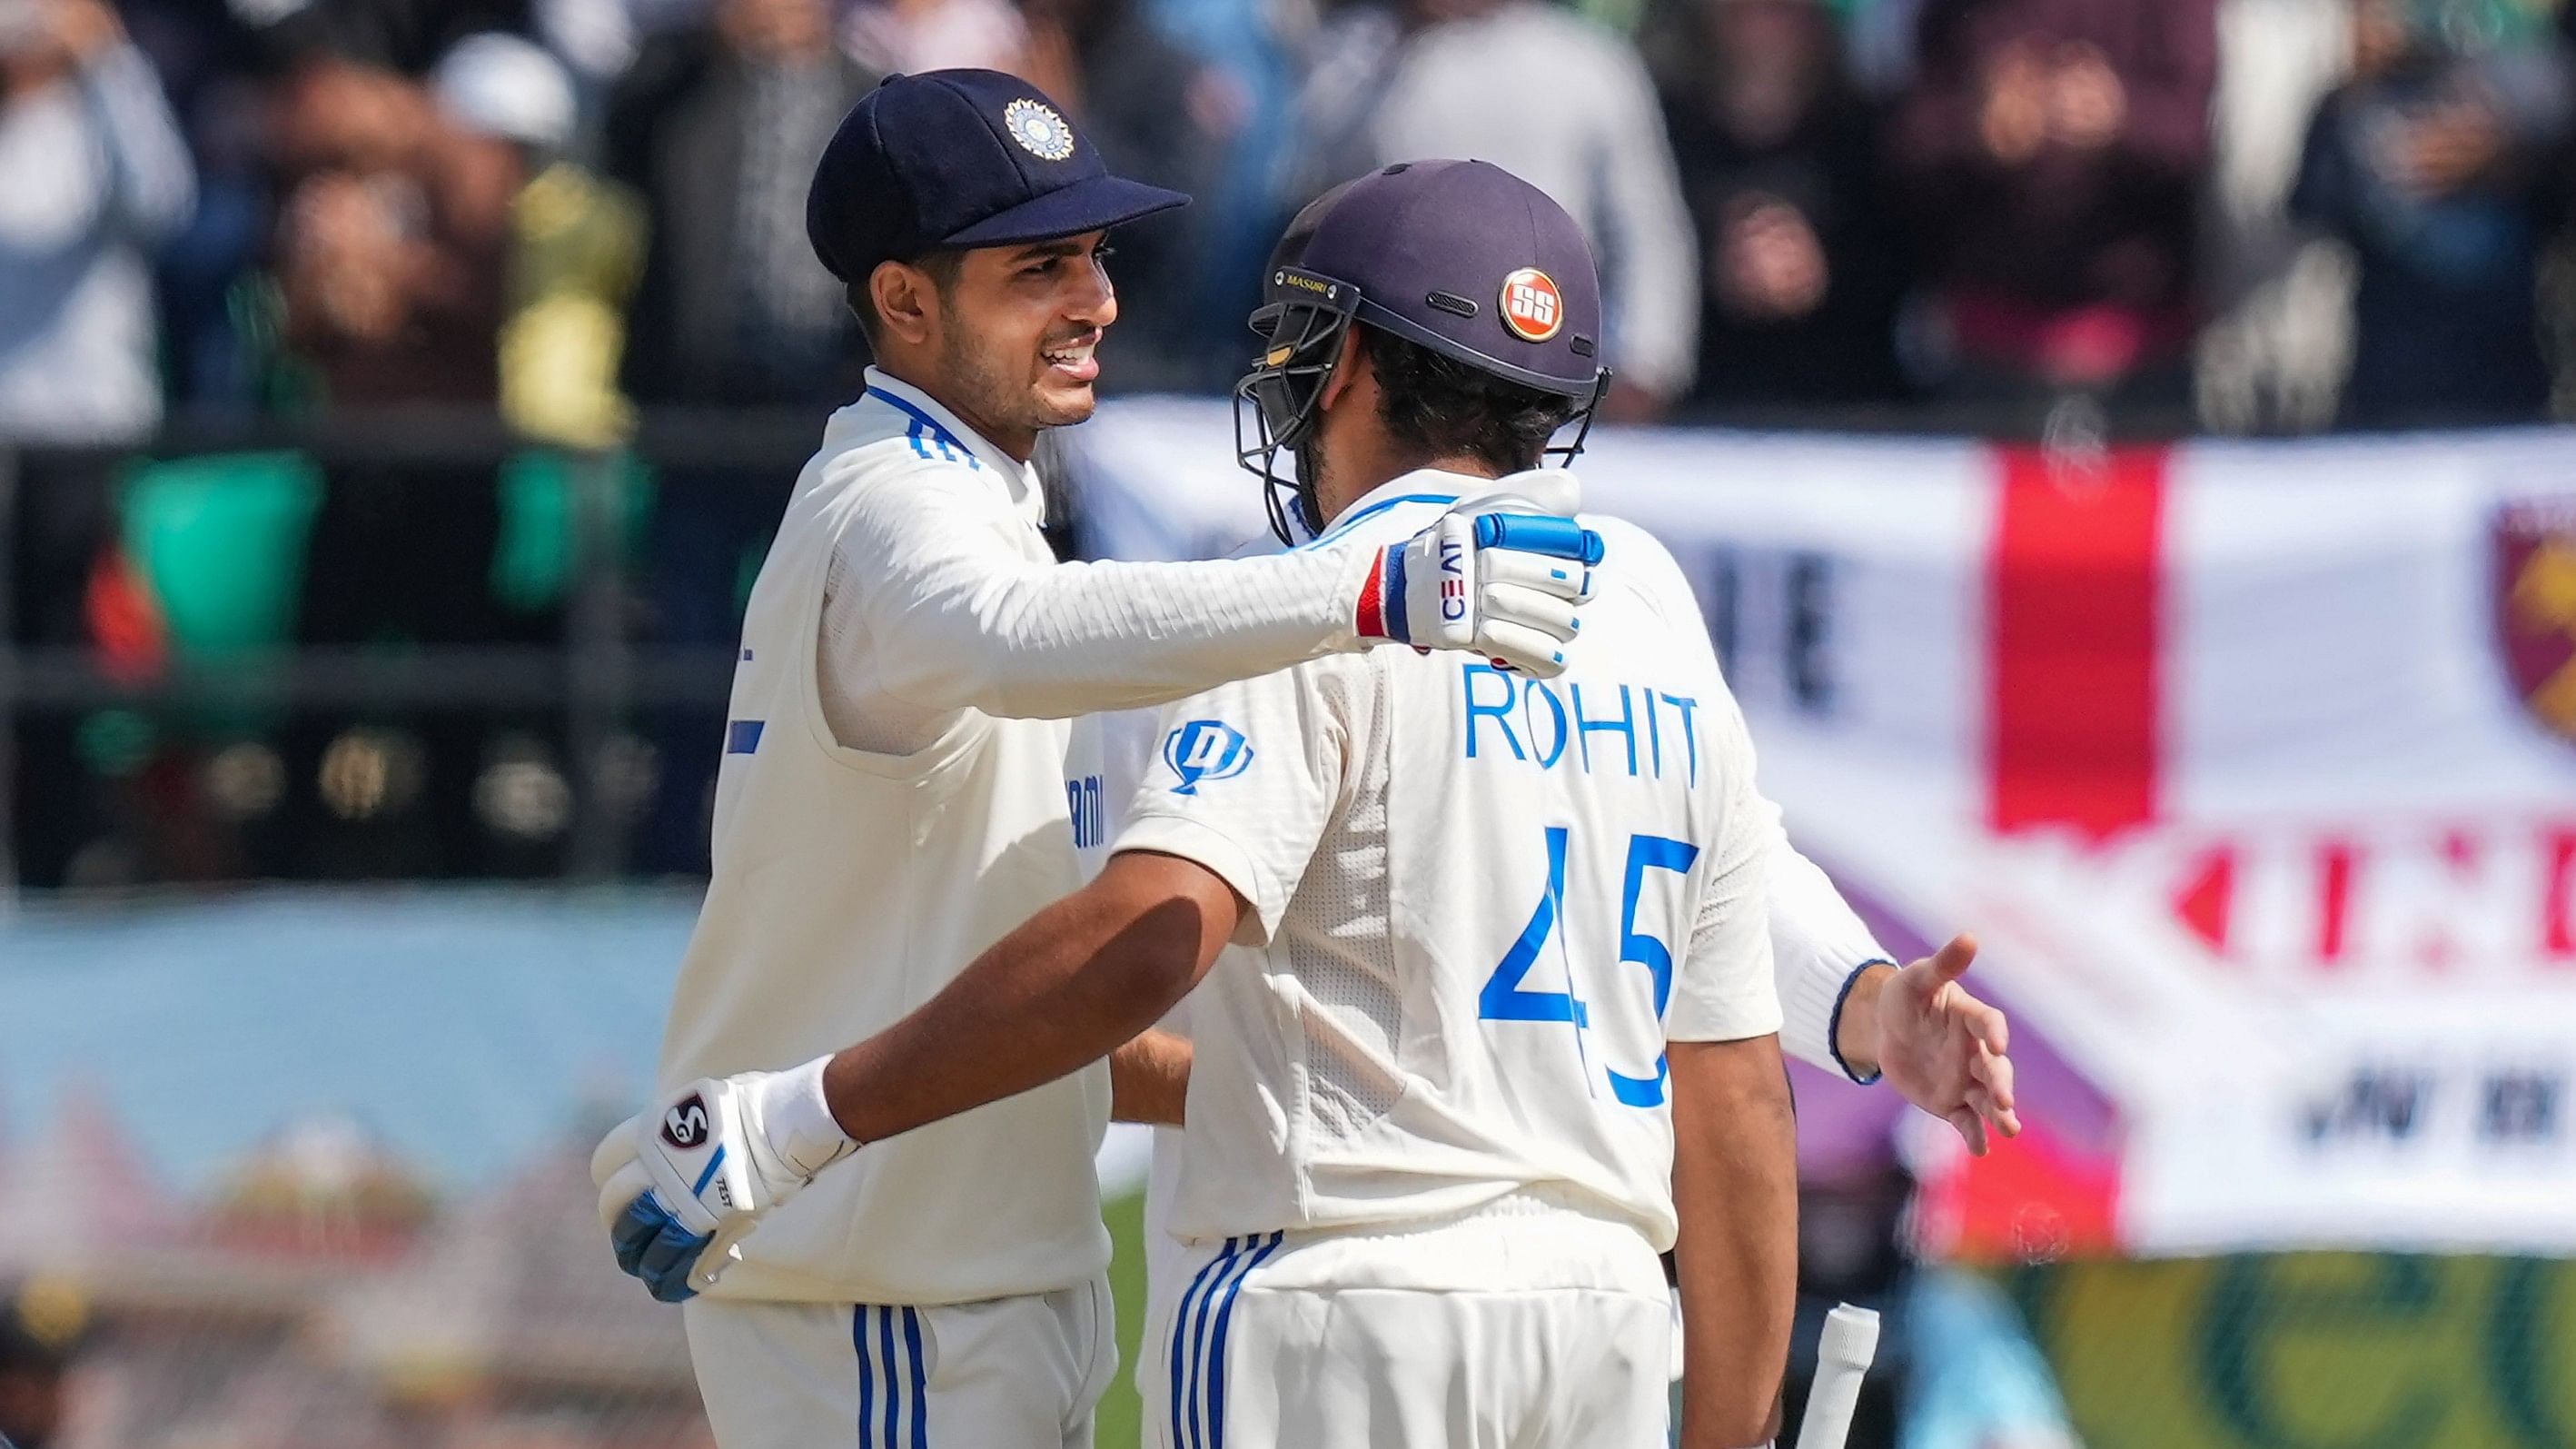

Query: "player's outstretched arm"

xmin=1834 ymin=936 xmax=2018 ymax=1154
xmin=593 ymin=850 xmax=1235 ymax=1300
xmin=1669 ymin=1033 xmax=1798 ymax=1449
xmin=1761 ymin=822 xmax=2019 ymax=1154
xmin=845 ymin=475 xmax=1603 ymax=722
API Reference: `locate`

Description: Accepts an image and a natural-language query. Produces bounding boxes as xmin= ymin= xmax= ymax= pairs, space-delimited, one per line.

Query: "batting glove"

xmin=590 ymin=1060 xmax=856 ymax=1303
xmin=1345 ymin=477 xmax=1604 ymax=679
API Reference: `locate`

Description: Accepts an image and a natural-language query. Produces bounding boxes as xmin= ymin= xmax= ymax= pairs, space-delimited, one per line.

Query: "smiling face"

xmin=867 ymin=231 xmax=1119 ymax=461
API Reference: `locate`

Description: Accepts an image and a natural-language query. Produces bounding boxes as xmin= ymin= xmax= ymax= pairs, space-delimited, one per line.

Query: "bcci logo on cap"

xmin=1005 ymin=98 xmax=1075 ymax=162
xmin=2497 ymin=493 xmax=2576 ymax=744
xmin=1163 ymin=719 xmax=1253 ymax=795
xmin=1500 ymin=267 xmax=1562 ymax=342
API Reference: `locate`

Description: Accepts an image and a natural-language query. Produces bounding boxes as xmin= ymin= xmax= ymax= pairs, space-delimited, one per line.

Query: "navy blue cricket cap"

xmin=1283 ymin=159 xmax=1603 ymax=397
xmin=806 ymin=69 xmax=1189 ymax=285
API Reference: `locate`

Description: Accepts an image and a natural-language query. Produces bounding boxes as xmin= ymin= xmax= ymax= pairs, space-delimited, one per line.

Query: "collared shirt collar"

xmin=857 ymin=367 xmax=1046 ymax=527
xmin=1301 ymin=468 xmax=1485 ymax=547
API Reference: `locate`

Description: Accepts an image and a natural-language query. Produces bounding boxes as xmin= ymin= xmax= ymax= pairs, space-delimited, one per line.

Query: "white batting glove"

xmin=1342 ymin=479 xmax=1602 ymax=679
xmin=590 ymin=1059 xmax=856 ymax=1302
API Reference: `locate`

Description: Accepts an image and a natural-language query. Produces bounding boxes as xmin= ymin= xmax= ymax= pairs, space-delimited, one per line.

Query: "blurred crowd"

xmin=0 ymin=0 xmax=2571 ymax=442
xmin=6 ymin=0 xmax=2576 ymax=888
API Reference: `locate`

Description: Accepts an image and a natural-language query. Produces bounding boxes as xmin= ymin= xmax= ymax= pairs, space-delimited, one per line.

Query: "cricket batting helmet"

xmin=1234 ymin=159 xmax=1609 ymax=543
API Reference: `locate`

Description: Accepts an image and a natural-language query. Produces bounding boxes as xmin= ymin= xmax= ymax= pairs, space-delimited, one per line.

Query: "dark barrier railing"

xmin=0 ymin=393 xmax=2489 ymax=890
xmin=0 ymin=406 xmax=839 ymax=888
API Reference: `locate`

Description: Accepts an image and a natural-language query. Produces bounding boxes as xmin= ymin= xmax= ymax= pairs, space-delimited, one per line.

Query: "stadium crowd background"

xmin=4 ymin=4 xmax=2576 ymax=1448
xmin=5 ymin=0 xmax=2575 ymax=888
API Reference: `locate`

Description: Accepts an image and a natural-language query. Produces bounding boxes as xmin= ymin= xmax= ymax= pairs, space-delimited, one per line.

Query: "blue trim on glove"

xmin=1381 ymin=543 xmax=1412 ymax=644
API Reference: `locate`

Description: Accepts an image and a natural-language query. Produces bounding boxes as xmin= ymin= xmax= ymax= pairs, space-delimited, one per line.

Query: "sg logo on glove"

xmin=1164 ymin=720 xmax=1253 ymax=796
xmin=662 ymin=1095 xmax=710 ymax=1149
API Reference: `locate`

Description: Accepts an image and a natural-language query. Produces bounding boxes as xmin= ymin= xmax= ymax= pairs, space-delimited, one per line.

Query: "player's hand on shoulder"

xmin=591 ymin=1063 xmax=857 ymax=1302
xmin=1344 ymin=475 xmax=1605 ymax=680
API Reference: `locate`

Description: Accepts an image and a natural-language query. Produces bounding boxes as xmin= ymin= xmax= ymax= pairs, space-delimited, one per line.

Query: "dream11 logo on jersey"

xmin=1164 ymin=720 xmax=1253 ymax=795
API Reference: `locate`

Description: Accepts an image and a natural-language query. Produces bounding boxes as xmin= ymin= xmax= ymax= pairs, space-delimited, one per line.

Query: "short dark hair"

xmin=846 ymin=250 xmax=966 ymax=349
xmin=1362 ymin=326 xmax=1580 ymax=475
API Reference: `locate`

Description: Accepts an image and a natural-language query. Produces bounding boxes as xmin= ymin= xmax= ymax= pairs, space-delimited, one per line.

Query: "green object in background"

xmin=1104 ymin=1190 xmax=1150 ymax=1449
xmin=2018 ymin=1252 xmax=2576 ymax=1449
xmin=490 ymin=451 xmax=657 ymax=615
xmin=2403 ymin=0 xmax=2556 ymax=50
xmin=74 ymin=708 xmax=157 ymax=778
xmin=121 ymin=451 xmax=323 ymax=657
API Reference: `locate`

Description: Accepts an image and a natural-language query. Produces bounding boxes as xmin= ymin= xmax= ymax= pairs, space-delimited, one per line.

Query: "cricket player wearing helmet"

xmin=595 ymin=160 xmax=2016 ymax=1447
xmin=587 ymin=74 xmax=1610 ymax=1448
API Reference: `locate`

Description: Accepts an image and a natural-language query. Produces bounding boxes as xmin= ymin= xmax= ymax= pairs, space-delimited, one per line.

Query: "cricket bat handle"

xmin=1793 ymin=1304 xmax=1881 ymax=1449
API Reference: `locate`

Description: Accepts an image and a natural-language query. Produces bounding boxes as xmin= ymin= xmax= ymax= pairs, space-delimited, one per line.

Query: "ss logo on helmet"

xmin=662 ymin=1094 xmax=711 ymax=1149
xmin=1500 ymin=268 xmax=1563 ymax=342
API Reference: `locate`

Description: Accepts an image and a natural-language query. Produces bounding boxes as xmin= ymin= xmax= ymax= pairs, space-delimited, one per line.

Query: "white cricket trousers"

xmin=683 ymin=1275 xmax=1117 ymax=1449
xmin=1145 ymin=1192 xmax=1673 ymax=1449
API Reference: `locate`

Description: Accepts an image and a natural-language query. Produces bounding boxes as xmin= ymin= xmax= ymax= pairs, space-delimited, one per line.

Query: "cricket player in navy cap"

xmin=595 ymin=157 xmax=2017 ymax=1447
xmin=588 ymin=73 xmax=1615 ymax=1446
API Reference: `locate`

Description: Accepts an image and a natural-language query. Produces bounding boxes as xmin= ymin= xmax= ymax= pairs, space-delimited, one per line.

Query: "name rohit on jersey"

xmin=1461 ymin=661 xmax=1703 ymax=784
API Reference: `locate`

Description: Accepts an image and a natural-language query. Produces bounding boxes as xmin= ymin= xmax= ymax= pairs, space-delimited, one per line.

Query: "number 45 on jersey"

xmin=1479 ymin=826 xmax=1699 ymax=1107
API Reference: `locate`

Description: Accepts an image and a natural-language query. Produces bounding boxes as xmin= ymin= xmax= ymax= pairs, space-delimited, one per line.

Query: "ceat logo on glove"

xmin=662 ymin=1094 xmax=710 ymax=1149
xmin=1500 ymin=268 xmax=1562 ymax=342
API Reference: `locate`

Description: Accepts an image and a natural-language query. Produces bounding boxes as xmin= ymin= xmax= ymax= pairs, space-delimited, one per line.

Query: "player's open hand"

xmin=1874 ymin=935 xmax=2021 ymax=1156
xmin=591 ymin=1068 xmax=853 ymax=1302
xmin=1346 ymin=484 xmax=1603 ymax=679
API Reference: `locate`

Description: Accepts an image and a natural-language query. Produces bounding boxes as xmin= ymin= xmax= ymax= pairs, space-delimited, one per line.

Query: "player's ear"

xmin=869 ymin=260 xmax=938 ymax=349
xmin=1316 ymin=325 xmax=1367 ymax=414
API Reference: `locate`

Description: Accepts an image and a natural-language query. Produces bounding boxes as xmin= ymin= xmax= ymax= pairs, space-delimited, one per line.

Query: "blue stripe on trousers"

xmin=1187 ymin=1236 xmax=1256 ymax=1449
xmin=1171 ymin=1236 xmax=1241 ymax=1449
xmin=855 ymin=1306 xmax=876 ymax=1448
xmin=879 ymin=1305 xmax=900 ymax=1447
xmin=902 ymin=1306 xmax=928 ymax=1449
xmin=1203 ymin=1232 xmax=1286 ymax=1449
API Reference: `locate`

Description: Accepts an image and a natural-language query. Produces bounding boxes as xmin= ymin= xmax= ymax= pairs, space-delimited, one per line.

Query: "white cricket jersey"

xmin=1117 ymin=472 xmax=1783 ymax=1252
xmin=657 ymin=372 xmax=1411 ymax=1306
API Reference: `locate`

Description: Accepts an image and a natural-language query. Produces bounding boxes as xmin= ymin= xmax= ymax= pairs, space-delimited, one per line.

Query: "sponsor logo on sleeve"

xmin=1162 ymin=720 xmax=1254 ymax=795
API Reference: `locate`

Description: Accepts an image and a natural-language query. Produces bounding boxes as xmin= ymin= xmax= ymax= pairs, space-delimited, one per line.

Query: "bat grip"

xmin=1793 ymin=1304 xmax=1881 ymax=1449
xmin=1472 ymin=511 xmax=1605 ymax=564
